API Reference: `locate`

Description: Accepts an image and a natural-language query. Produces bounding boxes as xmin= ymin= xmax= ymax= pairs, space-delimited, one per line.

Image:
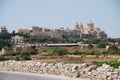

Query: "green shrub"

xmin=73 ymin=50 xmax=82 ymax=55
xmin=89 ymin=50 xmax=101 ymax=55
xmin=4 ymin=52 xmax=21 ymax=56
xmin=97 ymin=40 xmax=108 ymax=48
xmin=29 ymin=51 xmax=38 ymax=55
xmin=51 ymin=47 xmax=68 ymax=56
xmin=117 ymin=50 xmax=120 ymax=55
xmin=108 ymin=45 xmax=118 ymax=51
xmin=87 ymin=44 xmax=93 ymax=49
xmin=20 ymin=52 xmax=31 ymax=60
xmin=96 ymin=61 xmax=120 ymax=68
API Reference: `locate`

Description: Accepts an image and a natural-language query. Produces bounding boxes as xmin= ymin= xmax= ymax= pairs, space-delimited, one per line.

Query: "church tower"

xmin=75 ymin=22 xmax=80 ymax=30
xmin=79 ymin=22 xmax=84 ymax=33
xmin=87 ymin=20 xmax=94 ymax=31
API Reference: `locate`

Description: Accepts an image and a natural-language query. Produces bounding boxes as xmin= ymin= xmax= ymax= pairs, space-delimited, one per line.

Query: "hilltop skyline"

xmin=0 ymin=0 xmax=120 ymax=38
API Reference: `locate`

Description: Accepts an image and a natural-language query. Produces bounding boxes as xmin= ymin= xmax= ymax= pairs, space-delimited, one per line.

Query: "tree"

xmin=107 ymin=38 xmax=116 ymax=43
xmin=20 ymin=52 xmax=31 ymax=60
xmin=89 ymin=38 xmax=101 ymax=44
xmin=0 ymin=39 xmax=11 ymax=50
xmin=108 ymin=45 xmax=118 ymax=51
xmin=0 ymin=33 xmax=11 ymax=39
xmin=73 ymin=50 xmax=82 ymax=55
xmin=97 ymin=40 xmax=108 ymax=48
xmin=87 ymin=44 xmax=94 ymax=49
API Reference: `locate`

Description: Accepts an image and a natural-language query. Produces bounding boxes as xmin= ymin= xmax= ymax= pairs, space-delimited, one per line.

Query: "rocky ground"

xmin=0 ymin=60 xmax=120 ymax=80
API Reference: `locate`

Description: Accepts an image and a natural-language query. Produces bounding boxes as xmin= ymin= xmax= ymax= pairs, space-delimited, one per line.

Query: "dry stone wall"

xmin=0 ymin=60 xmax=120 ymax=80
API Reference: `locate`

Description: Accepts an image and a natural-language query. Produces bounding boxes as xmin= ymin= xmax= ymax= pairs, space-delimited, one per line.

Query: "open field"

xmin=31 ymin=54 xmax=120 ymax=63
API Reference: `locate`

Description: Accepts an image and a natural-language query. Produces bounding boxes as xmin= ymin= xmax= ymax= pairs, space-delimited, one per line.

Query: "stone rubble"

xmin=0 ymin=60 xmax=120 ymax=80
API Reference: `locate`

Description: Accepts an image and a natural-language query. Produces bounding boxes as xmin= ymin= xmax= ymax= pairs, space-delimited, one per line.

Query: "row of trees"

xmin=0 ymin=31 xmax=120 ymax=51
xmin=23 ymin=35 xmax=120 ymax=49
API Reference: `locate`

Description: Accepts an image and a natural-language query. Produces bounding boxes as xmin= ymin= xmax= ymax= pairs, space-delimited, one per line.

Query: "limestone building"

xmin=15 ymin=21 xmax=107 ymax=39
xmin=75 ymin=20 xmax=107 ymax=38
xmin=11 ymin=35 xmax=24 ymax=44
xmin=0 ymin=26 xmax=8 ymax=33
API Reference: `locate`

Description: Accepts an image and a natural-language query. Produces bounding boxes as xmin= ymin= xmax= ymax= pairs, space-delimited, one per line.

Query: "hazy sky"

xmin=0 ymin=0 xmax=120 ymax=38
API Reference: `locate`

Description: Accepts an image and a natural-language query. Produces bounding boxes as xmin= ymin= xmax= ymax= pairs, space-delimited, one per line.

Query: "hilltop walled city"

xmin=14 ymin=20 xmax=107 ymax=39
xmin=0 ymin=21 xmax=120 ymax=80
xmin=0 ymin=21 xmax=109 ymax=53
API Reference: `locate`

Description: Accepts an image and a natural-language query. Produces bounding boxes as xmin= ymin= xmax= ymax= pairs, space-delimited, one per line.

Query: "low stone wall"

xmin=0 ymin=60 xmax=120 ymax=80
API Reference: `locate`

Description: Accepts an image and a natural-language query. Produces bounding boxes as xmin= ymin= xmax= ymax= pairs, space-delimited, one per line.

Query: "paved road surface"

xmin=0 ymin=71 xmax=85 ymax=80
